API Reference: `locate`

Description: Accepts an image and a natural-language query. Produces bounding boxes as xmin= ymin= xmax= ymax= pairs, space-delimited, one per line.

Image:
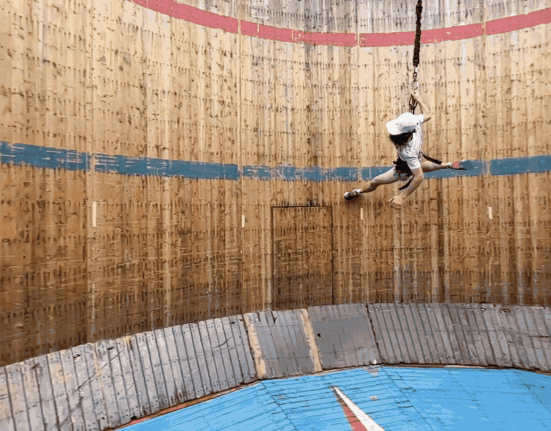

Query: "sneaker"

xmin=344 ymin=189 xmax=362 ymax=200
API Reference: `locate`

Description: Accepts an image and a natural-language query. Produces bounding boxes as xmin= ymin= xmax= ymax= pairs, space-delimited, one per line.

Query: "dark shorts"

xmin=394 ymin=152 xmax=442 ymax=190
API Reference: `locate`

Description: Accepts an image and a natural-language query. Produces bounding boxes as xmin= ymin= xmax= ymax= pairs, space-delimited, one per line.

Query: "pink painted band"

xmin=130 ymin=0 xmax=551 ymax=46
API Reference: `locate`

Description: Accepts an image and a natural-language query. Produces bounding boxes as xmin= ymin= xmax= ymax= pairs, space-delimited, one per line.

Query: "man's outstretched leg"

xmin=421 ymin=158 xmax=471 ymax=173
xmin=344 ymin=169 xmax=400 ymax=200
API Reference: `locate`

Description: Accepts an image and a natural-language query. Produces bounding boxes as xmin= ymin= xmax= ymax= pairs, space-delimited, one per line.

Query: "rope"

xmin=409 ymin=0 xmax=423 ymax=113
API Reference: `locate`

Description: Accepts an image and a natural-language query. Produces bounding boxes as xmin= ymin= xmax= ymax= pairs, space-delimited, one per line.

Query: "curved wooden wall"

xmin=1 ymin=303 xmax=550 ymax=430
xmin=1 ymin=0 xmax=551 ymax=365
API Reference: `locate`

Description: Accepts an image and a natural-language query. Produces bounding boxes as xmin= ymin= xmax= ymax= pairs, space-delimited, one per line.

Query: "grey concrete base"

xmin=1 ymin=303 xmax=550 ymax=430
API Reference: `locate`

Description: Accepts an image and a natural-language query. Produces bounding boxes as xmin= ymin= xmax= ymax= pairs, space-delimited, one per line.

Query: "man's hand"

xmin=410 ymin=90 xmax=431 ymax=122
xmin=388 ymin=194 xmax=405 ymax=208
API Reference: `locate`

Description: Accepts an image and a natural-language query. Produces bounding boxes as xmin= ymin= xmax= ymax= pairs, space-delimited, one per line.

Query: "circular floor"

xmin=124 ymin=366 xmax=551 ymax=430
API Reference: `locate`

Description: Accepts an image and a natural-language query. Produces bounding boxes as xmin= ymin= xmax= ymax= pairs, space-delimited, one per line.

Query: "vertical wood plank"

xmin=154 ymin=329 xmax=178 ymax=407
xmin=257 ymin=312 xmax=282 ymax=378
xmin=395 ymin=303 xmax=418 ymax=364
xmin=416 ymin=304 xmax=441 ymax=364
xmin=215 ymin=318 xmax=237 ymax=388
xmin=171 ymin=325 xmax=196 ymax=401
xmin=6 ymin=363 xmax=30 ymax=431
xmin=334 ymin=305 xmax=358 ymax=368
xmin=0 ymin=367 xmax=15 ymax=431
xmin=189 ymin=323 xmax=213 ymax=396
xmin=207 ymin=319 xmax=230 ymax=391
xmin=440 ymin=305 xmax=463 ymax=365
xmin=521 ymin=307 xmax=549 ymax=371
xmin=59 ymin=349 xmax=86 ymax=430
xmin=145 ymin=331 xmax=170 ymax=410
xmin=408 ymin=304 xmax=433 ymax=364
xmin=115 ymin=337 xmax=142 ymax=420
xmin=355 ymin=305 xmax=382 ymax=364
xmin=20 ymin=359 xmax=45 ymax=431
xmin=221 ymin=317 xmax=243 ymax=386
xmin=70 ymin=346 xmax=98 ymax=431
xmin=534 ymin=307 xmax=551 ymax=370
xmin=367 ymin=304 xmax=394 ymax=364
xmin=162 ymin=327 xmax=187 ymax=404
xmin=447 ymin=305 xmax=471 ymax=365
xmin=454 ymin=305 xmax=480 ymax=365
xmin=289 ymin=310 xmax=315 ymax=374
xmin=473 ymin=307 xmax=497 ymax=366
xmin=325 ymin=306 xmax=348 ymax=368
xmin=513 ymin=306 xmax=539 ymax=369
xmin=424 ymin=304 xmax=449 ymax=364
xmin=237 ymin=315 xmax=257 ymax=382
xmin=465 ymin=308 xmax=488 ymax=366
xmin=82 ymin=344 xmax=109 ymax=430
xmin=401 ymin=304 xmax=426 ymax=365
xmin=94 ymin=341 xmax=120 ymax=428
xmin=269 ymin=311 xmax=293 ymax=375
xmin=312 ymin=306 xmax=338 ymax=369
xmin=229 ymin=315 xmax=254 ymax=384
xmin=198 ymin=321 xmax=221 ymax=392
xmin=431 ymin=305 xmax=455 ymax=364
xmin=132 ymin=334 xmax=157 ymax=415
xmin=47 ymin=352 xmax=72 ymax=431
xmin=484 ymin=306 xmax=513 ymax=368
xmin=105 ymin=339 xmax=131 ymax=425
xmin=380 ymin=303 xmax=405 ymax=363
xmin=500 ymin=307 xmax=528 ymax=369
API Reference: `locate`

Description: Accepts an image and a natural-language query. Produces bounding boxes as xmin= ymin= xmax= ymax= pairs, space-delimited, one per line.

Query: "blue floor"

xmin=126 ymin=367 xmax=551 ymax=430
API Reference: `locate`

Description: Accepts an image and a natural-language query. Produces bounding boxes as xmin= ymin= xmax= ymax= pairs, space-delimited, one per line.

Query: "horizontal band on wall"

xmin=130 ymin=0 xmax=551 ymax=46
xmin=2 ymin=141 xmax=550 ymax=180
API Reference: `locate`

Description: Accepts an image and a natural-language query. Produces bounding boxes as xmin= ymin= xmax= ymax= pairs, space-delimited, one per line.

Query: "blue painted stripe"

xmin=242 ymin=165 xmax=272 ymax=180
xmin=95 ymin=153 xmax=240 ymax=179
xmin=0 ymin=141 xmax=89 ymax=171
xmin=491 ymin=154 xmax=551 ymax=175
xmin=2 ymin=142 xmax=551 ymax=181
xmin=246 ymin=165 xmax=359 ymax=181
xmin=362 ymin=165 xmax=394 ymax=180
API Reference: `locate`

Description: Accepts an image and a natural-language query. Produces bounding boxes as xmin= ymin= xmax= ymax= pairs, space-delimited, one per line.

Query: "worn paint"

xmin=2 ymin=0 xmax=551 ymax=370
xmin=122 ymin=367 xmax=551 ymax=431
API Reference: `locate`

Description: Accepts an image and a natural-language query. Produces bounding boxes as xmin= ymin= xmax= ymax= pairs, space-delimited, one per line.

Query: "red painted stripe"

xmin=422 ymin=23 xmax=484 ymax=43
xmin=487 ymin=7 xmax=551 ymax=34
xmin=296 ymin=31 xmax=357 ymax=47
xmin=342 ymin=404 xmax=368 ymax=431
xmin=360 ymin=31 xmax=415 ymax=47
xmin=171 ymin=2 xmax=238 ymax=33
xmin=257 ymin=24 xmax=293 ymax=43
xmin=129 ymin=1 xmax=551 ymax=46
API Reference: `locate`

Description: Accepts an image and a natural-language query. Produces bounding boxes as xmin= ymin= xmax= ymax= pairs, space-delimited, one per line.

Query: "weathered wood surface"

xmin=245 ymin=310 xmax=319 ymax=379
xmin=1 ymin=0 xmax=551 ymax=367
xmin=3 ymin=305 xmax=551 ymax=429
xmin=309 ymin=304 xmax=381 ymax=369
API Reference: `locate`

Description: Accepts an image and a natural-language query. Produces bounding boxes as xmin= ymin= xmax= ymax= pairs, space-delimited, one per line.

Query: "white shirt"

xmin=396 ymin=114 xmax=425 ymax=171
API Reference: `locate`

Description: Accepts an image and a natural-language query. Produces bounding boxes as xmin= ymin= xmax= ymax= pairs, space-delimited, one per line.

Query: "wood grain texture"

xmin=1 ymin=0 xmax=551 ymax=368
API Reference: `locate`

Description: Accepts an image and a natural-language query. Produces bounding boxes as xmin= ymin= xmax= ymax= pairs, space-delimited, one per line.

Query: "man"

xmin=344 ymin=90 xmax=467 ymax=207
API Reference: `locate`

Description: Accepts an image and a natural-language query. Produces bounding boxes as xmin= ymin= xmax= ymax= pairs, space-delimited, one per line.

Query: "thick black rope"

xmin=409 ymin=0 xmax=423 ymax=113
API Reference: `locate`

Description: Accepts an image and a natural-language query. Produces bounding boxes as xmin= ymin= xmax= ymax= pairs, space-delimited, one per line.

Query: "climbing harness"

xmin=409 ymin=0 xmax=423 ymax=113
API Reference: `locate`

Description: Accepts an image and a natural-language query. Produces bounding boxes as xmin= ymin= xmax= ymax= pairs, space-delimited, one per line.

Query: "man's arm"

xmin=388 ymin=166 xmax=424 ymax=208
xmin=411 ymin=90 xmax=431 ymax=122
